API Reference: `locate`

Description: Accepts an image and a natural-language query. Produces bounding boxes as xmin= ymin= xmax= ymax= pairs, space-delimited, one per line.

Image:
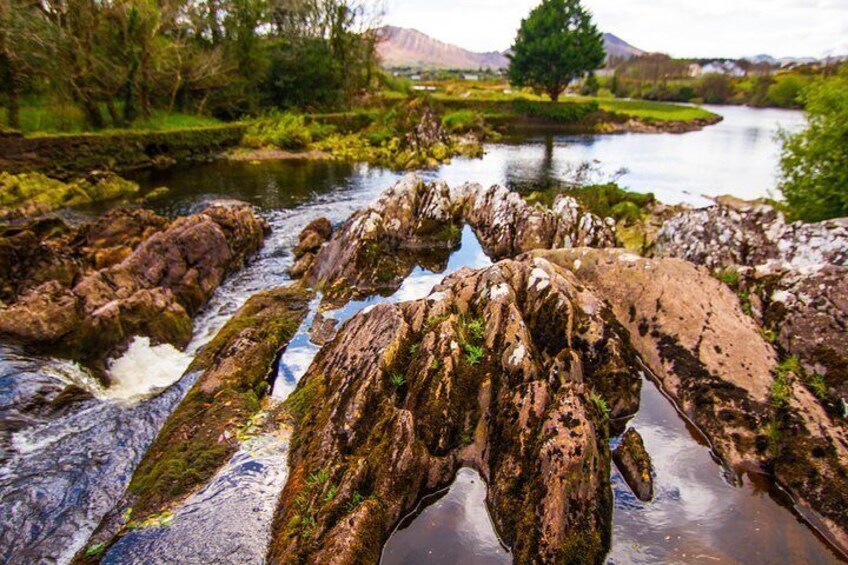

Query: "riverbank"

xmin=0 ymin=97 xmax=721 ymax=178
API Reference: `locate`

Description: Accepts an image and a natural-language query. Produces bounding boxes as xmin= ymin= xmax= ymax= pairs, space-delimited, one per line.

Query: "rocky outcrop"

xmin=613 ymin=428 xmax=654 ymax=502
xmin=77 ymin=284 xmax=313 ymax=562
xmin=269 ymin=256 xmax=641 ymax=564
xmin=535 ymin=247 xmax=776 ymax=469
xmin=297 ymin=174 xmax=615 ymax=302
xmin=0 ymin=202 xmax=268 ymax=369
xmin=655 ymin=199 xmax=848 ymax=401
xmin=0 ymin=209 xmax=168 ymax=303
xmin=534 ymin=247 xmax=848 ymax=555
xmin=290 ymin=217 xmax=333 ymax=279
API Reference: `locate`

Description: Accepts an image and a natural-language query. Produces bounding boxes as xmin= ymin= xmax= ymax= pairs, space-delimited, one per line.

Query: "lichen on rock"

xmin=294 ymin=174 xmax=616 ymax=304
xmin=0 ymin=171 xmax=139 ymax=220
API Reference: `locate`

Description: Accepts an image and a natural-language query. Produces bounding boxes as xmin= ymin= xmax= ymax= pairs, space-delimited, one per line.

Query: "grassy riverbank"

xmin=0 ymin=93 xmax=719 ymax=176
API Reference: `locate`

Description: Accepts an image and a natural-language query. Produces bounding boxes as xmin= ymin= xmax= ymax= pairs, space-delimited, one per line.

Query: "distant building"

xmin=689 ymin=61 xmax=745 ymax=77
xmin=461 ymin=74 xmax=480 ymax=81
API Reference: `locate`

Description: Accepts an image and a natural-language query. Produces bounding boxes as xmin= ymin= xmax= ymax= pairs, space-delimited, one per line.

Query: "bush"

xmin=244 ymin=113 xmax=334 ymax=150
xmin=778 ymin=71 xmax=848 ymax=222
xmin=766 ymin=75 xmax=806 ymax=108
xmin=442 ymin=110 xmax=485 ymax=134
xmin=696 ymin=74 xmax=732 ymax=104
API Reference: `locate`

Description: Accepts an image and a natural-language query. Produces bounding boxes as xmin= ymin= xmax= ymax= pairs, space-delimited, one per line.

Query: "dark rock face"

xmin=613 ymin=428 xmax=654 ymax=502
xmin=0 ymin=209 xmax=167 ymax=303
xmin=269 ymin=257 xmax=641 ymax=564
xmin=295 ymin=174 xmax=616 ymax=302
xmin=0 ymin=202 xmax=267 ymax=369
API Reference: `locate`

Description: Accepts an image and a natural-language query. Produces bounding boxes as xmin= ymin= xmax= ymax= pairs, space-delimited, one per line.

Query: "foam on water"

xmin=105 ymin=337 xmax=194 ymax=400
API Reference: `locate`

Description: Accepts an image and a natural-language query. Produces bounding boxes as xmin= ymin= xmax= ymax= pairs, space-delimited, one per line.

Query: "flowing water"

xmin=3 ymin=105 xmax=840 ymax=564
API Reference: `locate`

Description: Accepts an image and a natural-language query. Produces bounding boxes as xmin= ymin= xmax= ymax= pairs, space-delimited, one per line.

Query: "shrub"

xmin=244 ymin=113 xmax=333 ymax=150
xmin=442 ymin=110 xmax=485 ymax=134
xmin=778 ymin=71 xmax=848 ymax=222
xmin=464 ymin=344 xmax=484 ymax=366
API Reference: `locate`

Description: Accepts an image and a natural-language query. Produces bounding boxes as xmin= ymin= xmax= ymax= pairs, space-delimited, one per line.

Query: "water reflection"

xmin=609 ymin=376 xmax=844 ymax=564
xmin=381 ymin=468 xmax=511 ymax=565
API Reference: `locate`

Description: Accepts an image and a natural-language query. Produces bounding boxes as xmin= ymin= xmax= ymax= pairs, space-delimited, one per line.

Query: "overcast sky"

xmin=383 ymin=0 xmax=848 ymax=59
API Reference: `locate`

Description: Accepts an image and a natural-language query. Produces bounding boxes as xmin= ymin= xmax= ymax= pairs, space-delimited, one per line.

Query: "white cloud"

xmin=384 ymin=0 xmax=848 ymax=59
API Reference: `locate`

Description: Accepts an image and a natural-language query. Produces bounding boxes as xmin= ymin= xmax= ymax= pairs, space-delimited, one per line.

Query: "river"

xmin=3 ymin=104 xmax=841 ymax=564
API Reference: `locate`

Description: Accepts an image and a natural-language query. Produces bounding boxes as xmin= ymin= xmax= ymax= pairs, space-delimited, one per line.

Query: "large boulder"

xmin=655 ymin=199 xmax=848 ymax=401
xmin=298 ymin=174 xmax=615 ymax=302
xmin=534 ymin=247 xmax=848 ymax=555
xmin=0 ymin=209 xmax=167 ymax=303
xmin=268 ymin=256 xmax=641 ymax=564
xmin=613 ymin=428 xmax=654 ymax=502
xmin=0 ymin=202 xmax=267 ymax=369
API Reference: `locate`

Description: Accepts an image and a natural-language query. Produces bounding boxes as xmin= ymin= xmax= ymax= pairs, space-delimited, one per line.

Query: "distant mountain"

xmin=377 ymin=26 xmax=644 ymax=70
xmin=602 ymin=33 xmax=644 ymax=61
xmin=377 ymin=26 xmax=509 ymax=70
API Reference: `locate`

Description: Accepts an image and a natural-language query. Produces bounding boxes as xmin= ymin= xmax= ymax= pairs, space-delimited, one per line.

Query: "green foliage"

xmin=609 ymin=201 xmax=642 ymax=225
xmin=508 ymin=0 xmax=605 ymax=102
xmin=590 ymin=390 xmax=609 ymax=418
xmin=766 ymin=75 xmax=806 ymax=109
xmin=770 ymin=357 xmax=798 ymax=409
xmin=244 ymin=113 xmax=334 ymax=150
xmin=512 ymin=98 xmax=599 ymax=122
xmin=696 ymin=74 xmax=733 ymax=104
xmin=806 ymin=373 xmax=828 ymax=401
xmin=778 ymin=70 xmax=848 ymax=222
xmin=580 ymin=72 xmax=600 ymax=96
xmin=84 ymin=543 xmax=106 ymax=557
xmin=714 ymin=268 xmax=741 ymax=288
xmin=389 ymin=372 xmax=407 ymax=389
xmin=763 ymin=419 xmax=784 ymax=457
xmin=345 ymin=491 xmax=364 ymax=512
xmin=465 ymin=317 xmax=485 ymax=342
xmin=442 ymin=110 xmax=485 ymax=134
xmin=464 ymin=343 xmax=484 ymax=366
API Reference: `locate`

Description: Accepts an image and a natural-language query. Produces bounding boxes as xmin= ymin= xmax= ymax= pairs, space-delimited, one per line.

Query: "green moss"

xmin=283 ymin=373 xmax=324 ymax=426
xmin=127 ymin=285 xmax=312 ymax=521
xmin=714 ymin=267 xmax=741 ymax=289
xmin=0 ymin=172 xmax=139 ymax=218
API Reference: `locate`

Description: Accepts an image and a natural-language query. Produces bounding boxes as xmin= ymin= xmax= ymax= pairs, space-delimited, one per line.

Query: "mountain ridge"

xmin=377 ymin=26 xmax=644 ymax=70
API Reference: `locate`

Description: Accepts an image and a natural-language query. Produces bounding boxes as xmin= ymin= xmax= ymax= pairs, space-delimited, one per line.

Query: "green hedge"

xmin=436 ymin=98 xmax=599 ymax=123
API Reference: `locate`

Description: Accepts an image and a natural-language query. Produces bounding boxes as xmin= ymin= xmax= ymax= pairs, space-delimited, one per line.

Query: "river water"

xmin=3 ymin=105 xmax=841 ymax=564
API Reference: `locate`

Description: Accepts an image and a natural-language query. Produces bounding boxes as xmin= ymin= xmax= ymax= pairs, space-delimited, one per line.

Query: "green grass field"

xmin=588 ymin=97 xmax=717 ymax=122
xmin=1 ymin=102 xmax=222 ymax=135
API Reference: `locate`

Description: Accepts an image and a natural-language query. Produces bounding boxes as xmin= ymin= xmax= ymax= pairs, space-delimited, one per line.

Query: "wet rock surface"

xmin=0 ymin=202 xmax=268 ymax=369
xmin=297 ymin=174 xmax=615 ymax=302
xmin=269 ymin=256 xmax=641 ymax=564
xmin=0 ymin=208 xmax=167 ymax=303
xmin=612 ymin=428 xmax=654 ymax=502
xmin=79 ymin=284 xmax=313 ymax=561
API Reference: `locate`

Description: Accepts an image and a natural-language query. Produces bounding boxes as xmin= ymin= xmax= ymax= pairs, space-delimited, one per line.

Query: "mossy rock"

xmin=0 ymin=172 xmax=139 ymax=219
xmin=127 ymin=284 xmax=313 ymax=520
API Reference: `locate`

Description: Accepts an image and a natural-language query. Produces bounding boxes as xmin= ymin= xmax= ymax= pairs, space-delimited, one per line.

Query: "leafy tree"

xmin=695 ymin=73 xmax=732 ymax=104
xmin=778 ymin=70 xmax=848 ymax=222
xmin=508 ymin=0 xmax=605 ymax=102
xmin=766 ymin=74 xmax=805 ymax=108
